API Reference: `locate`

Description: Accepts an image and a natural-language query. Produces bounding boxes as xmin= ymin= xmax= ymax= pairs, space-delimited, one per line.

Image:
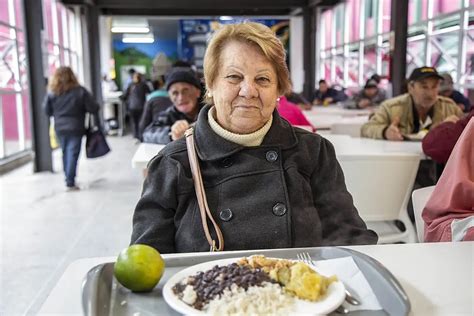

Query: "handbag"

xmin=185 ymin=127 xmax=224 ymax=251
xmin=86 ymin=114 xmax=111 ymax=158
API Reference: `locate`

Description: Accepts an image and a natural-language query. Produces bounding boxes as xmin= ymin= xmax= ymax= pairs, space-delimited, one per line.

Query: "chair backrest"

xmin=411 ymin=186 xmax=435 ymax=242
xmin=338 ymin=153 xmax=421 ymax=222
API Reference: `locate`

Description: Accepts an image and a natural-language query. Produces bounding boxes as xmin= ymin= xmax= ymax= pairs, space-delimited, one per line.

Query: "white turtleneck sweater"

xmin=207 ymin=106 xmax=272 ymax=147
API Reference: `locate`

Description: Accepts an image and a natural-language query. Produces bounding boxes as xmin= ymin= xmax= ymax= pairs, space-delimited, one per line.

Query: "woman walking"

xmin=43 ymin=67 xmax=100 ymax=191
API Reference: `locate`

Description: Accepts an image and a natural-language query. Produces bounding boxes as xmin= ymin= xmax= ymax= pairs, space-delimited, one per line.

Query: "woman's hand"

xmin=170 ymin=120 xmax=190 ymax=140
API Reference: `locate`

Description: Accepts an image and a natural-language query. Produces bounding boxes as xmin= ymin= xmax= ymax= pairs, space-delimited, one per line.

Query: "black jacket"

xmin=43 ymin=86 xmax=99 ymax=136
xmin=142 ymin=105 xmax=201 ymax=144
xmin=131 ymin=105 xmax=378 ymax=253
xmin=123 ymin=82 xmax=150 ymax=111
xmin=138 ymin=96 xmax=172 ymax=137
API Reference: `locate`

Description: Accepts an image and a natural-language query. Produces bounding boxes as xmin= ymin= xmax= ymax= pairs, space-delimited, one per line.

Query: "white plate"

xmin=162 ymin=257 xmax=346 ymax=315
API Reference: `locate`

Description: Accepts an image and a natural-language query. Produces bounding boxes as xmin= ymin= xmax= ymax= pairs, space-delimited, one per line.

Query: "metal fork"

xmin=296 ymin=252 xmax=361 ymax=306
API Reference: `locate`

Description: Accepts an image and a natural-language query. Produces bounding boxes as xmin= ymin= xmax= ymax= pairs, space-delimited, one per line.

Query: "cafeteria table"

xmin=38 ymin=242 xmax=474 ymax=315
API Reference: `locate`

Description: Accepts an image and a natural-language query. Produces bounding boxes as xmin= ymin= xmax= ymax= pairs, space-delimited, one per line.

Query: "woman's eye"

xmin=257 ymin=77 xmax=270 ymax=83
xmin=225 ymin=75 xmax=241 ymax=80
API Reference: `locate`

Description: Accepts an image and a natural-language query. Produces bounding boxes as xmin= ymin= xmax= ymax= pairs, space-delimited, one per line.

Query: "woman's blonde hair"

xmin=48 ymin=66 xmax=80 ymax=95
xmin=203 ymin=22 xmax=291 ymax=104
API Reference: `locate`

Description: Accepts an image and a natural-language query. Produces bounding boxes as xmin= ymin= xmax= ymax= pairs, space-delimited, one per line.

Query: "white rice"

xmin=206 ymin=282 xmax=295 ymax=316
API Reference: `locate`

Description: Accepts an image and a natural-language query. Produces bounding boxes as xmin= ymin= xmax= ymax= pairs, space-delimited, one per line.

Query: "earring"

xmin=276 ymin=97 xmax=280 ymax=102
xmin=207 ymin=92 xmax=213 ymax=97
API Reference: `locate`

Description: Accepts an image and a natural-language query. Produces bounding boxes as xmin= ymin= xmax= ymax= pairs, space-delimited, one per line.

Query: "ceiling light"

xmin=112 ymin=26 xmax=150 ymax=33
xmin=122 ymin=33 xmax=154 ymax=43
xmin=219 ymin=16 xmax=233 ymax=21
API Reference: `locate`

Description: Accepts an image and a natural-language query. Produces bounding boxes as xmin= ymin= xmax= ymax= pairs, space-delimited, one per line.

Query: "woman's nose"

xmin=239 ymin=80 xmax=258 ymax=98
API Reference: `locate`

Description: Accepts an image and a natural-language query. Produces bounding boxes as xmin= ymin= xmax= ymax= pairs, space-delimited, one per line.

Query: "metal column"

xmin=303 ymin=7 xmax=316 ymax=101
xmin=390 ymin=0 xmax=409 ymax=96
xmin=83 ymin=4 xmax=103 ymax=104
xmin=23 ymin=0 xmax=53 ymax=172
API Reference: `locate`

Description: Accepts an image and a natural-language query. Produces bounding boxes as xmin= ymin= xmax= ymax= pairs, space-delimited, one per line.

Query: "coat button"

xmin=266 ymin=150 xmax=278 ymax=162
xmin=221 ymin=157 xmax=233 ymax=168
xmin=272 ymin=203 xmax=287 ymax=216
xmin=219 ymin=208 xmax=233 ymax=221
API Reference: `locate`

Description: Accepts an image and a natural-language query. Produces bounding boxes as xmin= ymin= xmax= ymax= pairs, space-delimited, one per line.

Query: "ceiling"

xmin=61 ymin=0 xmax=343 ymax=16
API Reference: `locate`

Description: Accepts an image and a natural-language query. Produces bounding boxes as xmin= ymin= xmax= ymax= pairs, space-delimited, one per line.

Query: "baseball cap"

xmin=165 ymin=70 xmax=201 ymax=91
xmin=408 ymin=66 xmax=443 ymax=82
xmin=364 ymin=79 xmax=378 ymax=89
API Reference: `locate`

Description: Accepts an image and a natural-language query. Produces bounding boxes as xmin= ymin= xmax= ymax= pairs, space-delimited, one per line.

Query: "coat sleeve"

xmin=130 ymin=154 xmax=179 ymax=253
xmin=360 ymin=103 xmax=391 ymax=139
xmin=139 ymin=100 xmax=153 ymax=136
xmin=82 ymin=87 xmax=100 ymax=114
xmin=422 ymin=111 xmax=473 ymax=164
xmin=42 ymin=94 xmax=52 ymax=116
xmin=311 ymin=138 xmax=378 ymax=245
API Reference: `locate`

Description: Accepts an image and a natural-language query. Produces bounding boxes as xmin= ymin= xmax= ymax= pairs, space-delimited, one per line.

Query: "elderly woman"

xmin=131 ymin=22 xmax=377 ymax=253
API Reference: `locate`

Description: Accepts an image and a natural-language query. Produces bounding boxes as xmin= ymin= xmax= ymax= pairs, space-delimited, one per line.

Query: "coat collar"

xmin=194 ymin=105 xmax=299 ymax=161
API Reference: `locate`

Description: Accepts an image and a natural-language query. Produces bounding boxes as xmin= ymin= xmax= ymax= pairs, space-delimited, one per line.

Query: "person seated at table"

xmin=422 ymin=108 xmax=473 ymax=164
xmin=138 ymin=78 xmax=172 ymax=138
xmin=422 ymin=118 xmax=474 ymax=242
xmin=352 ymin=78 xmax=386 ymax=109
xmin=277 ymin=95 xmax=315 ymax=132
xmin=312 ymin=79 xmax=347 ymax=106
xmin=130 ymin=22 xmax=377 ymax=253
xmin=286 ymin=91 xmax=312 ymax=110
xmin=439 ymin=73 xmax=471 ymax=113
xmin=141 ymin=70 xmax=203 ymax=144
xmin=361 ymin=66 xmax=463 ymax=141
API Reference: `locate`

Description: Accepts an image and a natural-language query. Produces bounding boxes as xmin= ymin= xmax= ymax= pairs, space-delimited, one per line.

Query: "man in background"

xmin=361 ymin=66 xmax=462 ymax=140
xmin=439 ymin=73 xmax=471 ymax=113
xmin=312 ymin=79 xmax=347 ymax=106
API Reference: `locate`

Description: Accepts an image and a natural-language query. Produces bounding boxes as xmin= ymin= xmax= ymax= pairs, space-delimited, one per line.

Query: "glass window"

xmin=334 ymin=5 xmax=344 ymax=46
xmin=464 ymin=26 xmax=474 ymax=86
xmin=322 ymin=10 xmax=333 ymax=49
xmin=14 ymin=0 xmax=23 ymax=30
xmin=428 ymin=31 xmax=459 ymax=73
xmin=43 ymin=0 xmax=54 ymax=42
xmin=347 ymin=44 xmax=359 ymax=88
xmin=347 ymin=0 xmax=361 ymax=41
xmin=1 ymin=93 xmax=20 ymax=156
xmin=407 ymin=39 xmax=426 ymax=73
xmin=433 ymin=0 xmax=462 ymax=15
xmin=382 ymin=0 xmax=391 ymax=33
xmin=363 ymin=42 xmax=377 ymax=81
xmin=56 ymin=3 xmax=64 ymax=48
xmin=0 ymin=1 xmax=9 ymax=23
xmin=0 ymin=34 xmax=19 ymax=91
xmin=21 ymin=91 xmax=31 ymax=149
xmin=408 ymin=0 xmax=428 ymax=25
xmin=365 ymin=0 xmax=377 ymax=37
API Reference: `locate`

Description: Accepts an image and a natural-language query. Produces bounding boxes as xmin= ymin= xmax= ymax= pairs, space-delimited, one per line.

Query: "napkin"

xmin=314 ymin=257 xmax=382 ymax=311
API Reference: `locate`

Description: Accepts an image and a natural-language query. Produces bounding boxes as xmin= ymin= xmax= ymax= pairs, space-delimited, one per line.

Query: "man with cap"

xmin=142 ymin=70 xmax=202 ymax=144
xmin=439 ymin=73 xmax=471 ymax=113
xmin=352 ymin=78 xmax=387 ymax=109
xmin=361 ymin=66 xmax=463 ymax=140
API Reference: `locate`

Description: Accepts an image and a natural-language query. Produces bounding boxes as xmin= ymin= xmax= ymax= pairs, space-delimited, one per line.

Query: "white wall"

xmin=290 ymin=16 xmax=304 ymax=93
xmin=99 ymin=16 xmax=113 ymax=78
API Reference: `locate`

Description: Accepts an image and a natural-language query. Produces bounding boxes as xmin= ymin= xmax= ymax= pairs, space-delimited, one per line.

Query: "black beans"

xmin=172 ymin=263 xmax=274 ymax=310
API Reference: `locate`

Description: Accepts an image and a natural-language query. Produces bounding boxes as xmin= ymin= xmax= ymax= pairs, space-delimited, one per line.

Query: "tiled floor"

xmin=0 ymin=135 xmax=146 ymax=315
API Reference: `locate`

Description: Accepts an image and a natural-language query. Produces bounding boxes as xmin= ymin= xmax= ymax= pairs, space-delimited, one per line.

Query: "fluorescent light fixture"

xmin=219 ymin=16 xmax=233 ymax=21
xmin=112 ymin=26 xmax=150 ymax=33
xmin=122 ymin=33 xmax=154 ymax=43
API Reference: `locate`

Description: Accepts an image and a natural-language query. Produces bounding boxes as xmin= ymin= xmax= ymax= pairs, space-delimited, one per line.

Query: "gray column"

xmin=303 ymin=7 xmax=316 ymax=101
xmin=84 ymin=4 xmax=103 ymax=104
xmin=23 ymin=0 xmax=53 ymax=172
xmin=390 ymin=0 xmax=409 ymax=97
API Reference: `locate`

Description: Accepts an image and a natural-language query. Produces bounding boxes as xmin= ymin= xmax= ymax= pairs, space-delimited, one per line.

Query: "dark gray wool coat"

xmin=131 ymin=105 xmax=378 ymax=253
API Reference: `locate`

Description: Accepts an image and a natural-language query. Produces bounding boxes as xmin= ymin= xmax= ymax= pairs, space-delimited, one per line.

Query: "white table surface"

xmin=131 ymin=143 xmax=165 ymax=169
xmin=322 ymin=134 xmax=425 ymax=157
xmin=38 ymin=242 xmax=473 ymax=315
xmin=303 ymin=106 xmax=372 ymax=130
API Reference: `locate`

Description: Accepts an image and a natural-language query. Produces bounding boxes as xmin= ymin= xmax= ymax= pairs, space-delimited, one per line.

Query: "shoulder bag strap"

xmin=184 ymin=127 xmax=224 ymax=251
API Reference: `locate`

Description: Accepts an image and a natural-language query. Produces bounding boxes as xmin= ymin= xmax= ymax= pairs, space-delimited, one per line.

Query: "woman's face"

xmin=209 ymin=40 xmax=279 ymax=134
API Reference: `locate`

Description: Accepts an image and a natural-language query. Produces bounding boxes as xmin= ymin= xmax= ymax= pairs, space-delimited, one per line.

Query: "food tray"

xmin=82 ymin=247 xmax=410 ymax=316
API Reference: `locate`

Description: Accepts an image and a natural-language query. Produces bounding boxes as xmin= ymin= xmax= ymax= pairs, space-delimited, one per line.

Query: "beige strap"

xmin=185 ymin=127 xmax=224 ymax=251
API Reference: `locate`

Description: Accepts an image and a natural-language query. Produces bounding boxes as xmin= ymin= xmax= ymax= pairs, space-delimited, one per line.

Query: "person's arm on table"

xmin=360 ymin=103 xmax=393 ymax=139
